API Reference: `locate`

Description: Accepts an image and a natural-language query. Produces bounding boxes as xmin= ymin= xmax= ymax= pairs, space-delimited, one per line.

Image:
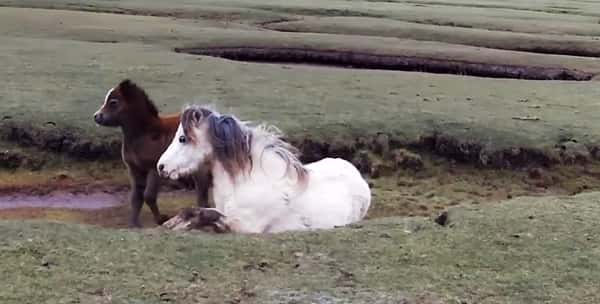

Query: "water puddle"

xmin=0 ymin=191 xmax=126 ymax=210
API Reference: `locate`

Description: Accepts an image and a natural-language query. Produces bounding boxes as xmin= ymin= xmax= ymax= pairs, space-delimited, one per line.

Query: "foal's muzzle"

xmin=93 ymin=113 xmax=104 ymax=124
xmin=93 ymin=112 xmax=118 ymax=127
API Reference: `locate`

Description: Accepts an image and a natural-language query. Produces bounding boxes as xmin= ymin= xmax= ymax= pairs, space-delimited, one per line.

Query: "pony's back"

xmin=265 ymin=157 xmax=371 ymax=233
xmin=304 ymin=157 xmax=371 ymax=220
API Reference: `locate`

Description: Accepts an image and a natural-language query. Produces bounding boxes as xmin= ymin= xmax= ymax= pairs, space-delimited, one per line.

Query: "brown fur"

xmin=94 ymin=79 xmax=211 ymax=227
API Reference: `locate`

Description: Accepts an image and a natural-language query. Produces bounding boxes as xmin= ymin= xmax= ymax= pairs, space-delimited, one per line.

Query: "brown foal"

xmin=93 ymin=79 xmax=210 ymax=227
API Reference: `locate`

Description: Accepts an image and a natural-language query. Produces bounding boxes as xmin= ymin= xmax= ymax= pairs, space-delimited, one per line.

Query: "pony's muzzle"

xmin=157 ymin=163 xmax=168 ymax=178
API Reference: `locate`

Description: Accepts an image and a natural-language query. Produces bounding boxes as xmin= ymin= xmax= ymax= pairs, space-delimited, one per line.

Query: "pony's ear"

xmin=210 ymin=115 xmax=241 ymax=146
xmin=189 ymin=107 xmax=213 ymax=124
xmin=193 ymin=109 xmax=202 ymax=122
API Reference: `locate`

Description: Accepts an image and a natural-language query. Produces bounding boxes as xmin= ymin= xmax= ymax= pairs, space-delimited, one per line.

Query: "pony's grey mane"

xmin=180 ymin=105 xmax=307 ymax=182
xmin=253 ymin=124 xmax=308 ymax=182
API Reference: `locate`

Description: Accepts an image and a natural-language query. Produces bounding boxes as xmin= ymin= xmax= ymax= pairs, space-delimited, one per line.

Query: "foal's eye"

xmin=108 ymin=99 xmax=118 ymax=108
xmin=179 ymin=135 xmax=186 ymax=143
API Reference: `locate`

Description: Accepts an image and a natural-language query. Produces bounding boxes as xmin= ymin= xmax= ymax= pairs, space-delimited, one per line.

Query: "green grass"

xmin=3 ymin=1 xmax=600 ymax=302
xmin=265 ymin=16 xmax=600 ymax=56
xmin=2 ymin=193 xmax=599 ymax=303
xmin=6 ymin=0 xmax=600 ymax=34
xmin=3 ymin=5 xmax=600 ymax=159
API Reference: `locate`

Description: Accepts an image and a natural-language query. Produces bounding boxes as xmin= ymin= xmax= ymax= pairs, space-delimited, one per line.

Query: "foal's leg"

xmin=192 ymin=168 xmax=212 ymax=208
xmin=128 ymin=167 xmax=147 ymax=228
xmin=145 ymin=170 xmax=169 ymax=225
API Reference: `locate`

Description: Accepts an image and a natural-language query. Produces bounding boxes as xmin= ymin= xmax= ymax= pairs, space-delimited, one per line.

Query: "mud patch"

xmin=0 ymin=190 xmax=201 ymax=228
xmin=0 ymin=191 xmax=125 ymax=210
xmin=175 ymin=47 xmax=594 ymax=80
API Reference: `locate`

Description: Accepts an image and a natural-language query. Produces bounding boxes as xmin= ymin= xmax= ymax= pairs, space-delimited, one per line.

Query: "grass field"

xmin=2 ymin=0 xmax=600 ymax=303
xmin=3 ymin=1 xmax=600 ymax=162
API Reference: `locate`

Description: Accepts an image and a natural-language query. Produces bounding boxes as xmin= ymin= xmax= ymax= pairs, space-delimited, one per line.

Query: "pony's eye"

xmin=179 ymin=135 xmax=186 ymax=144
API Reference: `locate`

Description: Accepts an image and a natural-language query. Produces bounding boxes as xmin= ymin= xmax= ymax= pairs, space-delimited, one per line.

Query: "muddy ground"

xmin=3 ymin=148 xmax=600 ymax=229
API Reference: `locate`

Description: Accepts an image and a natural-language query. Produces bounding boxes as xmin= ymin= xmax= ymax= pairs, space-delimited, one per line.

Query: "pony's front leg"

xmin=145 ymin=170 xmax=169 ymax=225
xmin=163 ymin=208 xmax=230 ymax=232
xmin=128 ymin=167 xmax=147 ymax=228
xmin=192 ymin=210 xmax=248 ymax=233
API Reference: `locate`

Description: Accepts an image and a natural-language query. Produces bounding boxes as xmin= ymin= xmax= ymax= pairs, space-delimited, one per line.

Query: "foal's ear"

xmin=118 ymin=79 xmax=140 ymax=101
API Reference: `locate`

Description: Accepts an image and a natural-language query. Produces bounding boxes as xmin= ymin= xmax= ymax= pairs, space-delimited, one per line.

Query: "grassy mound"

xmin=2 ymin=192 xmax=599 ymax=303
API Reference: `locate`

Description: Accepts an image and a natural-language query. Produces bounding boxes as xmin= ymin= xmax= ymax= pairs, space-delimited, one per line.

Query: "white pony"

xmin=157 ymin=105 xmax=370 ymax=233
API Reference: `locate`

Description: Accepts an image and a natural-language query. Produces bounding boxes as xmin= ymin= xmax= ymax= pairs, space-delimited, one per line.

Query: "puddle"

xmin=0 ymin=191 xmax=126 ymax=210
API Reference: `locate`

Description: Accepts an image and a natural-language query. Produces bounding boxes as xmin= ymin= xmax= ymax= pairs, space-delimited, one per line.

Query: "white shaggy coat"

xmin=158 ymin=107 xmax=370 ymax=233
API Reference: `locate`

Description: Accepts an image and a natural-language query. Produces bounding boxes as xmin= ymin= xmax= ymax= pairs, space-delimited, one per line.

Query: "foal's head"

xmin=93 ymin=79 xmax=159 ymax=127
xmin=157 ymin=105 xmax=251 ymax=180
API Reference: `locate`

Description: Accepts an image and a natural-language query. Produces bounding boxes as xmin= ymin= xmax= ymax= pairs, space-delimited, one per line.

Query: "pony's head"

xmin=157 ymin=105 xmax=251 ymax=180
xmin=93 ymin=79 xmax=159 ymax=127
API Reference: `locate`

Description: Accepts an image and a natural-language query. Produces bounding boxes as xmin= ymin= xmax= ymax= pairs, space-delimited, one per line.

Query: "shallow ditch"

xmin=2 ymin=117 xmax=600 ymax=227
xmin=175 ymin=47 xmax=594 ymax=81
xmin=2 ymin=126 xmax=600 ymax=228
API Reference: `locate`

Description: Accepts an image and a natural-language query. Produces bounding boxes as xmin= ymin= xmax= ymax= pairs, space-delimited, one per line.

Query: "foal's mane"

xmin=181 ymin=105 xmax=308 ymax=182
xmin=118 ymin=79 xmax=159 ymax=117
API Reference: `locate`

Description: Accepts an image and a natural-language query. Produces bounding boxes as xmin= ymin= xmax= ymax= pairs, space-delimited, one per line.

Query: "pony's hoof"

xmin=162 ymin=207 xmax=227 ymax=232
xmin=197 ymin=208 xmax=229 ymax=233
xmin=197 ymin=208 xmax=225 ymax=224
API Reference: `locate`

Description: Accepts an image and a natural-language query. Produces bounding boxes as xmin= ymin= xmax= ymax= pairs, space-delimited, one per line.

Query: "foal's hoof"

xmin=156 ymin=214 xmax=171 ymax=225
xmin=129 ymin=223 xmax=143 ymax=229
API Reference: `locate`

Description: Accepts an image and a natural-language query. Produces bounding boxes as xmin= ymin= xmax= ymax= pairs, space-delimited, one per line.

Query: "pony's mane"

xmin=180 ymin=105 xmax=307 ymax=182
xmin=253 ymin=124 xmax=308 ymax=182
xmin=118 ymin=79 xmax=159 ymax=117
